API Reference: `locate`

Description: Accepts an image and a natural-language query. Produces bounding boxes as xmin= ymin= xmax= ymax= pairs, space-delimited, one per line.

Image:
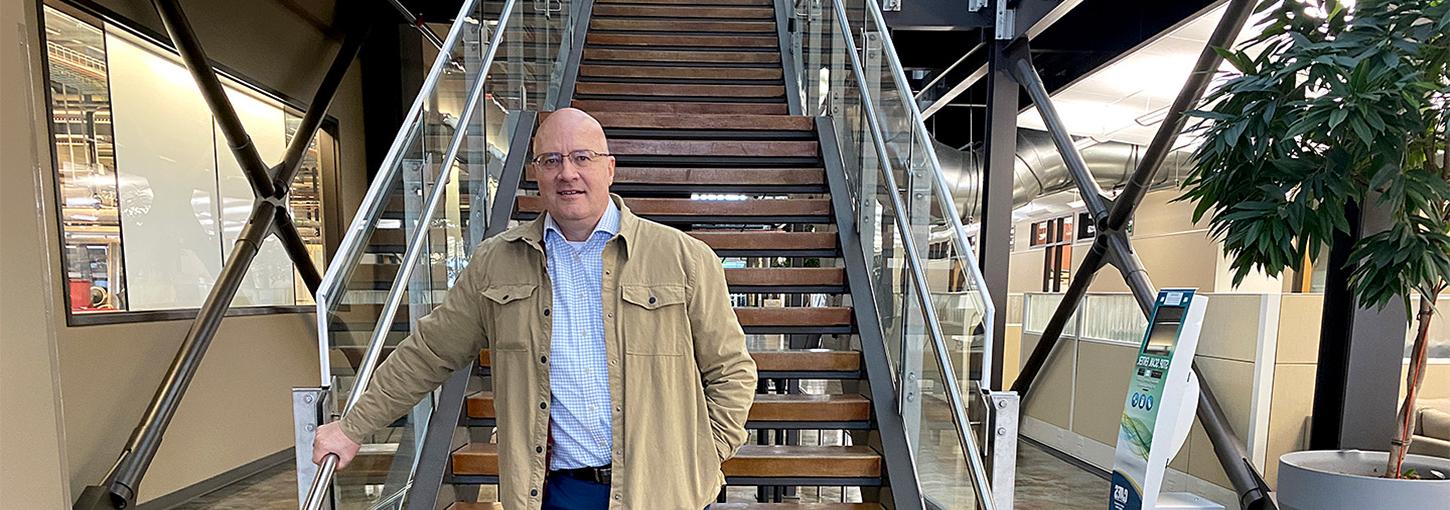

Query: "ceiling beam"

xmin=882 ymin=0 xmax=991 ymax=30
xmin=919 ymin=0 xmax=1082 ymax=119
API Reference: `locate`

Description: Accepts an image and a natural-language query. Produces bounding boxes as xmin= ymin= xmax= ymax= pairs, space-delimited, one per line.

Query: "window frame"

xmin=38 ymin=0 xmax=343 ymax=326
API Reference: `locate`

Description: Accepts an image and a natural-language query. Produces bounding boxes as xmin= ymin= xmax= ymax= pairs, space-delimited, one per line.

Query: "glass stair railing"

xmin=301 ymin=0 xmax=579 ymax=508
xmin=788 ymin=1 xmax=1008 ymax=509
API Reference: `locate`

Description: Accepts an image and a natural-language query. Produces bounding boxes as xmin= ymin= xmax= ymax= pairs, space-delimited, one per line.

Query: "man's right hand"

xmin=312 ymin=421 xmax=362 ymax=469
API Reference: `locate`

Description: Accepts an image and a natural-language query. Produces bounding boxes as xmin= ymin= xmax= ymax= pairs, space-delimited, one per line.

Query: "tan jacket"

xmin=340 ymin=195 xmax=757 ymax=509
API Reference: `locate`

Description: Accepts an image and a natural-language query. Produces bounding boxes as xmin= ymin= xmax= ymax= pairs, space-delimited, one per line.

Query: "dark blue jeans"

xmin=540 ymin=474 xmax=711 ymax=510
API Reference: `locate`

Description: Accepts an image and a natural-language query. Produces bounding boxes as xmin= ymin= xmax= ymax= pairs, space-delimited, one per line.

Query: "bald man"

xmin=313 ymin=109 xmax=757 ymax=510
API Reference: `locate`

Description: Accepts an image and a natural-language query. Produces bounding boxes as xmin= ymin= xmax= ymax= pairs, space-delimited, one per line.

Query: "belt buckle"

xmin=594 ymin=466 xmax=612 ymax=485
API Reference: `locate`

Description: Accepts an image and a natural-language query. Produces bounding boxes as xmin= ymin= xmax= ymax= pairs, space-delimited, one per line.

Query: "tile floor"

xmin=170 ymin=440 xmax=1104 ymax=509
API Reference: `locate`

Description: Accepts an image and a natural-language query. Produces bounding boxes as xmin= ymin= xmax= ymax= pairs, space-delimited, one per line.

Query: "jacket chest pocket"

xmin=620 ymin=284 xmax=688 ymax=356
xmin=482 ymin=283 xmax=537 ymax=351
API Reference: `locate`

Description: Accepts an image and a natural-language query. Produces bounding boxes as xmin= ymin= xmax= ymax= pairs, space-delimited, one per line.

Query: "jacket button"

xmin=530 ymin=489 xmax=539 ymax=497
xmin=503 ymin=295 xmax=509 ymax=300
xmin=540 ymin=402 xmax=547 ymax=409
xmin=648 ymin=296 xmax=656 ymax=304
xmin=614 ymin=494 xmax=622 ymax=501
xmin=536 ymin=446 xmax=544 ymax=453
xmin=544 ymin=308 xmax=550 ymax=316
xmin=540 ymin=355 xmax=548 ymax=364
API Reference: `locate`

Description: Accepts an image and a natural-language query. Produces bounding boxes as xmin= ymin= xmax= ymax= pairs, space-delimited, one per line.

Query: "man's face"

xmin=533 ymin=109 xmax=616 ymax=226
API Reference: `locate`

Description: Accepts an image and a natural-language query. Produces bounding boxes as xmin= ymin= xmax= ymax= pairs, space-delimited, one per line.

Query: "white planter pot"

xmin=1278 ymin=450 xmax=1450 ymax=510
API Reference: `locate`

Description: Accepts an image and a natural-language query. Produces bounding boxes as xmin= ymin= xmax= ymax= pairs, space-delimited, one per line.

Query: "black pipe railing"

xmin=70 ymin=2 xmax=368 ymax=506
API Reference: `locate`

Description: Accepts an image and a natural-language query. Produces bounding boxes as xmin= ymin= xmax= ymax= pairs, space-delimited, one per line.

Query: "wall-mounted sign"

xmin=1109 ymin=289 xmax=1206 ymax=510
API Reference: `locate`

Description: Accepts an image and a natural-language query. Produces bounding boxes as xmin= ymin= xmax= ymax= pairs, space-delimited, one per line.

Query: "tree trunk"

xmin=1387 ymin=287 xmax=1439 ymax=478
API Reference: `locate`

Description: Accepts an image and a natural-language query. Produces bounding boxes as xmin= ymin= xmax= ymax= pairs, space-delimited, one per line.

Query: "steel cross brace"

xmin=996 ymin=1 xmax=1276 ymax=509
xmin=71 ymin=3 xmax=370 ymax=508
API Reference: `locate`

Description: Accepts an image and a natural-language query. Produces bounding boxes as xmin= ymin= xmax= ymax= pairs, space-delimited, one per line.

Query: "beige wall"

xmin=1 ymin=0 xmax=71 ymax=506
xmin=6 ymin=0 xmax=372 ymax=503
xmin=1008 ymin=190 xmax=1269 ymax=295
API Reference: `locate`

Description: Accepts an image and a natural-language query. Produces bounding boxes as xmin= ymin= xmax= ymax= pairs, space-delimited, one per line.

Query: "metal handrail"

xmin=302 ymin=1 xmax=516 ymax=508
xmin=860 ymin=0 xmax=998 ymax=390
xmin=831 ymin=2 xmax=996 ymax=508
xmin=314 ymin=0 xmax=483 ymax=387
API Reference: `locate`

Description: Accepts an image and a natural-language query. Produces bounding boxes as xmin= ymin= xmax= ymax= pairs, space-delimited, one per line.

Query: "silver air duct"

xmin=935 ymin=129 xmax=1195 ymax=220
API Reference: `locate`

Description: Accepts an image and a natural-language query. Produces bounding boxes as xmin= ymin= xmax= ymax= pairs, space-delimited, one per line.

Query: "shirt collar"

xmin=543 ymin=199 xmax=621 ymax=243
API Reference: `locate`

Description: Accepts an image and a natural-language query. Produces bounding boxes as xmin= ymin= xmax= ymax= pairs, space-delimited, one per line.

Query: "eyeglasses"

xmin=529 ymin=149 xmax=612 ymax=171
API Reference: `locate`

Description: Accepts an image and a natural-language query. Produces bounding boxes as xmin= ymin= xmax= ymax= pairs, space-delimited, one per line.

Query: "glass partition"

xmin=41 ymin=4 xmax=332 ymax=317
xmin=789 ymin=0 xmax=997 ymax=507
xmin=311 ymin=0 xmax=577 ymax=506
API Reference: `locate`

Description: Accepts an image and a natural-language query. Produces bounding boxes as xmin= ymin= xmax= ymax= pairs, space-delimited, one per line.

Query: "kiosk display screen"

xmin=1143 ymin=306 xmax=1184 ymax=357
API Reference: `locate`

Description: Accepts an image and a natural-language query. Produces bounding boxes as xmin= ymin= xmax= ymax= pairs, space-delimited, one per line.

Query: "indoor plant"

xmin=1182 ymin=0 xmax=1449 ymax=506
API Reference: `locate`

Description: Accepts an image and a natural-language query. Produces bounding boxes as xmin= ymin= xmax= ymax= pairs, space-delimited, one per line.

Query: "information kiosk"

xmin=1109 ymin=289 xmax=1209 ymax=510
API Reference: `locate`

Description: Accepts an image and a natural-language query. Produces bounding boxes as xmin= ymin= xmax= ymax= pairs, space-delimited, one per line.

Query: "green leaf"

xmin=1330 ymin=108 xmax=1349 ymax=128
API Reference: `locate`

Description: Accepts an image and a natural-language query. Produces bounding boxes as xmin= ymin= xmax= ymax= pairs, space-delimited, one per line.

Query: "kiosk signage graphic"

xmin=1109 ymin=289 xmax=1207 ymax=510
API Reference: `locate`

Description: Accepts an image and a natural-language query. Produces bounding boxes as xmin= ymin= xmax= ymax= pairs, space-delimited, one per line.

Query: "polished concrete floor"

xmin=170 ymin=440 xmax=1104 ymax=509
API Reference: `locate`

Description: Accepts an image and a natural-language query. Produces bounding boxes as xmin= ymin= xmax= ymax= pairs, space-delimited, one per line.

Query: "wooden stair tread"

xmin=516 ymin=196 xmax=831 ymax=218
xmin=467 ymin=392 xmax=869 ymax=422
xmin=594 ymin=5 xmax=775 ymax=18
xmin=725 ymin=268 xmax=844 ymax=287
xmin=479 ymin=349 xmax=861 ymax=372
xmin=451 ymin=443 xmax=499 ymax=475
xmin=734 ymin=306 xmax=851 ymax=326
xmin=587 ymin=33 xmax=778 ymax=48
xmin=689 ymin=231 xmax=837 ymax=252
xmin=591 ymin=112 xmax=812 ymax=131
xmin=465 ymin=391 xmax=495 ymax=419
xmin=584 ymin=48 xmax=780 ymax=64
xmin=749 ymin=394 xmax=870 ymax=422
xmin=590 ymin=19 xmax=775 ymax=32
xmin=579 ymin=65 xmax=782 ymax=81
xmin=528 ymin=167 xmax=824 ymax=187
xmin=577 ymin=82 xmax=783 ymax=98
xmin=751 ymin=349 xmax=862 ymax=372
xmin=573 ymin=99 xmax=788 ymax=115
xmin=611 ymin=139 xmax=817 ymax=157
xmin=724 ymin=446 xmax=881 ymax=478
xmin=446 ymin=503 xmax=504 ymax=510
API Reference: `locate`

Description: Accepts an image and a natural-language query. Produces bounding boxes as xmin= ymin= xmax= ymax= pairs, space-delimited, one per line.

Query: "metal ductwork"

xmin=934 ymin=129 xmax=1195 ymax=220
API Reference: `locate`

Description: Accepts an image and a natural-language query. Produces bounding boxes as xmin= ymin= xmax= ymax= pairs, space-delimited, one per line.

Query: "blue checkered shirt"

xmin=541 ymin=201 xmax=620 ymax=470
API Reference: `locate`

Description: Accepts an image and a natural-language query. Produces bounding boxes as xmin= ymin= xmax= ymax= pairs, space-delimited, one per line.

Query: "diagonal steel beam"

xmin=72 ymin=3 xmax=369 ymax=507
xmin=152 ymin=0 xmax=275 ymax=199
xmin=267 ymin=19 xmax=371 ymax=296
xmin=1000 ymin=1 xmax=1273 ymax=507
xmin=1106 ymin=0 xmax=1255 ymax=231
xmin=271 ymin=21 xmax=370 ymax=193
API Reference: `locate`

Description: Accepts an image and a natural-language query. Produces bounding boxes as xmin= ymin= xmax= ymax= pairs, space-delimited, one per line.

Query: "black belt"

xmin=550 ymin=464 xmax=612 ymax=485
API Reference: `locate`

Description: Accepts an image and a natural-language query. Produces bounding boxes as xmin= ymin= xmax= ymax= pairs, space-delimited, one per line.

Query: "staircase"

xmin=435 ymin=0 xmax=908 ymax=507
xmin=306 ymin=0 xmax=1006 ymax=508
